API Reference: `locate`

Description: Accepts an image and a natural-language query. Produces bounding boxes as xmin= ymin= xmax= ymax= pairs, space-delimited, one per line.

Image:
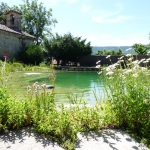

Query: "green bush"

xmin=96 ymin=54 xmax=150 ymax=144
xmin=17 ymin=44 xmax=43 ymax=65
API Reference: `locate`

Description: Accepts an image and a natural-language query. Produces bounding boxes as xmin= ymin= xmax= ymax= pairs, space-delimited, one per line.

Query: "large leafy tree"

xmin=12 ymin=0 xmax=57 ymax=45
xmin=0 ymin=2 xmax=10 ymax=24
xmin=132 ymin=43 xmax=150 ymax=55
xmin=44 ymin=33 xmax=92 ymax=65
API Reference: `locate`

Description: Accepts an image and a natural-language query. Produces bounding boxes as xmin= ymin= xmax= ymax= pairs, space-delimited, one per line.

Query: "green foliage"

xmin=132 ymin=43 xmax=150 ymax=55
xmin=44 ymin=33 xmax=92 ymax=65
xmin=97 ymin=54 xmax=150 ymax=146
xmin=1 ymin=54 xmax=150 ymax=149
xmin=17 ymin=44 xmax=43 ymax=65
xmin=0 ymin=2 xmax=10 ymax=24
xmin=95 ymin=48 xmax=124 ymax=55
xmin=12 ymin=0 xmax=57 ymax=45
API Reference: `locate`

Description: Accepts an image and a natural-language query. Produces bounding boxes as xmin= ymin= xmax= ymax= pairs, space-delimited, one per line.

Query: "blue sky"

xmin=3 ymin=0 xmax=150 ymax=46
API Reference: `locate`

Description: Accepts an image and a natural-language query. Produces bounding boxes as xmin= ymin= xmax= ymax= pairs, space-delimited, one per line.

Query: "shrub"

xmin=17 ymin=44 xmax=43 ymax=65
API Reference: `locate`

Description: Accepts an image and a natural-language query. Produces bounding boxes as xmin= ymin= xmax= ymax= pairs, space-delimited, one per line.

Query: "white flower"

xmin=132 ymin=73 xmax=138 ymax=78
xmin=98 ymin=71 xmax=102 ymax=74
xmin=128 ymin=57 xmax=133 ymax=61
xmin=143 ymin=60 xmax=149 ymax=63
xmin=106 ymin=55 xmax=111 ymax=59
xmin=118 ymin=60 xmax=124 ymax=63
xmin=95 ymin=65 xmax=101 ymax=68
xmin=133 ymin=64 xmax=139 ymax=70
xmin=138 ymin=58 xmax=145 ymax=64
xmin=126 ymin=54 xmax=132 ymax=57
xmin=118 ymin=56 xmax=124 ymax=60
xmin=141 ymin=67 xmax=147 ymax=71
xmin=146 ymin=58 xmax=150 ymax=61
xmin=96 ymin=60 xmax=101 ymax=64
xmin=132 ymin=60 xmax=139 ymax=64
xmin=124 ymin=69 xmax=132 ymax=74
xmin=106 ymin=71 xmax=114 ymax=76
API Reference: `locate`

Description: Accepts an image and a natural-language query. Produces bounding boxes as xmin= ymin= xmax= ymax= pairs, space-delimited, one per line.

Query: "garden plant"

xmin=0 ymin=54 xmax=150 ymax=150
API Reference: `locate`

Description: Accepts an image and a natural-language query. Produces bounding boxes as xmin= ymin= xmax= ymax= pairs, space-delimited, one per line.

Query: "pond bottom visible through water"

xmin=10 ymin=71 xmax=105 ymax=105
xmin=53 ymin=71 xmax=105 ymax=105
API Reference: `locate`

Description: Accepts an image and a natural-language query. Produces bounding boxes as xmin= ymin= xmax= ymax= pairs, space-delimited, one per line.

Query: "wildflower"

xmin=96 ymin=60 xmax=101 ymax=64
xmin=27 ymin=89 xmax=31 ymax=93
xmin=133 ymin=64 xmax=139 ymax=70
xmin=141 ymin=67 xmax=147 ymax=71
xmin=3 ymin=55 xmax=8 ymax=61
xmin=143 ymin=60 xmax=149 ymax=63
xmin=132 ymin=73 xmax=138 ymax=78
xmin=138 ymin=58 xmax=145 ymax=64
xmin=124 ymin=69 xmax=132 ymax=74
xmin=41 ymin=84 xmax=47 ymax=89
xmin=118 ymin=56 xmax=124 ymax=60
xmin=132 ymin=60 xmax=139 ymax=64
xmin=146 ymin=58 xmax=150 ymax=61
xmin=128 ymin=57 xmax=133 ymax=61
xmin=106 ymin=71 xmax=114 ymax=76
xmin=98 ymin=71 xmax=102 ymax=74
xmin=118 ymin=60 xmax=124 ymax=63
xmin=106 ymin=55 xmax=111 ymax=59
xmin=126 ymin=54 xmax=132 ymax=57
xmin=95 ymin=65 xmax=101 ymax=68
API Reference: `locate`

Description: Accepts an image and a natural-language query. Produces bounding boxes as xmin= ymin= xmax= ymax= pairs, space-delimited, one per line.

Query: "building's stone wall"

xmin=0 ymin=30 xmax=34 ymax=59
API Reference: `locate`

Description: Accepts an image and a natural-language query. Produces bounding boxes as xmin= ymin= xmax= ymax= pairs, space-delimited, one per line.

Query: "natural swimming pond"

xmin=9 ymin=71 xmax=105 ymax=104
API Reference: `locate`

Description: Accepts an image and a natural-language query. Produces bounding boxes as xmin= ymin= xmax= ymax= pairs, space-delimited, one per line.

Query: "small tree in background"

xmin=132 ymin=43 xmax=150 ymax=55
xmin=17 ymin=44 xmax=43 ymax=65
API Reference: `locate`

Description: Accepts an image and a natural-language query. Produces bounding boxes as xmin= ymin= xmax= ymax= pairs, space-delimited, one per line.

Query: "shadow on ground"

xmin=0 ymin=127 xmax=64 ymax=150
xmin=75 ymin=129 xmax=149 ymax=150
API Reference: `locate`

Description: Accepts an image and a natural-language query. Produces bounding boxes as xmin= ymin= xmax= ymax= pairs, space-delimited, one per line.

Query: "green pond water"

xmin=9 ymin=71 xmax=105 ymax=104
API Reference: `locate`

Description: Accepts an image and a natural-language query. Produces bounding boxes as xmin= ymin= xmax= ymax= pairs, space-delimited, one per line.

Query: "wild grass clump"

xmin=96 ymin=54 xmax=150 ymax=146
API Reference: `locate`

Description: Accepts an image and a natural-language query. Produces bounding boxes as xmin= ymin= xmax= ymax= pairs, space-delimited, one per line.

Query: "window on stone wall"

xmin=10 ymin=14 xmax=15 ymax=25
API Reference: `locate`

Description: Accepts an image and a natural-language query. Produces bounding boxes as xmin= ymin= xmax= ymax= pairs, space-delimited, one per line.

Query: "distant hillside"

xmin=92 ymin=46 xmax=136 ymax=55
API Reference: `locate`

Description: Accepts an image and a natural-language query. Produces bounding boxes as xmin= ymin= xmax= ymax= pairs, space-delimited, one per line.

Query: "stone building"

xmin=0 ymin=10 xmax=35 ymax=59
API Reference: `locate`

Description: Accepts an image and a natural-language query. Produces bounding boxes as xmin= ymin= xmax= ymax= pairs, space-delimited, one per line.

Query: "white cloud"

xmin=107 ymin=16 xmax=132 ymax=23
xmin=91 ymin=3 xmax=132 ymax=23
xmin=81 ymin=5 xmax=90 ymax=13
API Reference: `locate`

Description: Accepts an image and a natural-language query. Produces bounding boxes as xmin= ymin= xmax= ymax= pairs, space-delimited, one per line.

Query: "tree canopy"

xmin=95 ymin=48 xmax=123 ymax=55
xmin=132 ymin=43 xmax=150 ymax=55
xmin=11 ymin=0 xmax=57 ymax=45
xmin=0 ymin=2 xmax=9 ymax=24
xmin=44 ymin=33 xmax=92 ymax=65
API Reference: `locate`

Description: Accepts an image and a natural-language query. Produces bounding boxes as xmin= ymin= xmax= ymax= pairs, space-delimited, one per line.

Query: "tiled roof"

xmin=5 ymin=10 xmax=22 ymax=15
xmin=0 ymin=24 xmax=35 ymax=39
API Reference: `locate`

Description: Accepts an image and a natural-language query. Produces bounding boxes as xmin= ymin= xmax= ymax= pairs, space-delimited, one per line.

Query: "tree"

xmin=17 ymin=44 xmax=43 ymax=65
xmin=44 ymin=33 xmax=92 ymax=65
xmin=132 ymin=43 xmax=150 ymax=55
xmin=0 ymin=2 xmax=10 ymax=24
xmin=12 ymin=0 xmax=57 ymax=45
